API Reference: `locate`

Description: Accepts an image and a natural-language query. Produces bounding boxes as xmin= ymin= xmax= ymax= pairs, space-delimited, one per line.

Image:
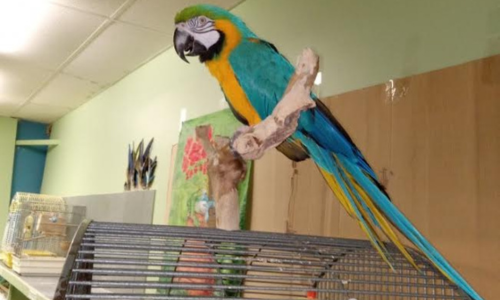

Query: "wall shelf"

xmin=0 ymin=263 xmax=54 ymax=300
xmin=15 ymin=140 xmax=59 ymax=147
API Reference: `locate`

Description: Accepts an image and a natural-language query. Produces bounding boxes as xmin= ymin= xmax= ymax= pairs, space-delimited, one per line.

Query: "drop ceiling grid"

xmin=1 ymin=0 xmax=243 ymax=123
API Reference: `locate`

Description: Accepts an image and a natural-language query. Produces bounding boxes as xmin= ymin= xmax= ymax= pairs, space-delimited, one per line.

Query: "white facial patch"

xmin=192 ymin=30 xmax=220 ymax=49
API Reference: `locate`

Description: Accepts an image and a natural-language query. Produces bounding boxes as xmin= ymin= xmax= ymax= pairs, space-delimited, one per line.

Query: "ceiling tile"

xmin=31 ymin=73 xmax=103 ymax=109
xmin=64 ymin=21 xmax=169 ymax=85
xmin=8 ymin=3 xmax=106 ymax=70
xmin=119 ymin=0 xmax=242 ymax=33
xmin=14 ymin=103 xmax=71 ymax=124
xmin=0 ymin=57 xmax=53 ymax=105
xmin=0 ymin=101 xmax=20 ymax=117
xmin=49 ymin=0 xmax=127 ymax=17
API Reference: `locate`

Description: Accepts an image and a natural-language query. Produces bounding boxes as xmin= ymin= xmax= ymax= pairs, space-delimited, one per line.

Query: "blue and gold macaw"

xmin=173 ymin=5 xmax=481 ymax=299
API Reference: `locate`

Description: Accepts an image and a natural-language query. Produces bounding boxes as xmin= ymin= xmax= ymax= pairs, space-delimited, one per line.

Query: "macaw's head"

xmin=174 ymin=4 xmax=253 ymax=63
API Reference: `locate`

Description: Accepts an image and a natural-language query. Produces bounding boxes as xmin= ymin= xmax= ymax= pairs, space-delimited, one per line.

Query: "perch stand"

xmin=197 ymin=48 xmax=319 ymax=230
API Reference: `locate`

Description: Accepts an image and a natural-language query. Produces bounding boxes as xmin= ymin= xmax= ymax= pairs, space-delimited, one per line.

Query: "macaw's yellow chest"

xmin=205 ymin=58 xmax=261 ymax=126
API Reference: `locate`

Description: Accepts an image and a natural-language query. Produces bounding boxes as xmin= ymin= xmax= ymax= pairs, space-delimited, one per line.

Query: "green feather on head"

xmin=175 ymin=4 xmax=255 ymax=37
xmin=175 ymin=4 xmax=233 ymax=23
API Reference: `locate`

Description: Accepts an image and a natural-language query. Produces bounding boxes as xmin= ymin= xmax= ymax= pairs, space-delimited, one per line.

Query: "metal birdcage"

xmin=55 ymin=221 xmax=472 ymax=300
xmin=1 ymin=193 xmax=86 ymax=274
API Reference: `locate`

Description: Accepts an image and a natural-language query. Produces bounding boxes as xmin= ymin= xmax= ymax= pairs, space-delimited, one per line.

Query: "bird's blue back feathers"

xmin=229 ymin=38 xmax=377 ymax=179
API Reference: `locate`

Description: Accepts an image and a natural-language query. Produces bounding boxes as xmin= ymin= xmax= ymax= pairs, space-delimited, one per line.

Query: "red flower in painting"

xmin=182 ymin=126 xmax=213 ymax=179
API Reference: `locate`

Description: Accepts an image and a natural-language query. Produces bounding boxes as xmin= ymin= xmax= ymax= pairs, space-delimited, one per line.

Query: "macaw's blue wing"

xmin=229 ymin=38 xmax=376 ymax=178
xmin=227 ymin=38 xmax=482 ymax=300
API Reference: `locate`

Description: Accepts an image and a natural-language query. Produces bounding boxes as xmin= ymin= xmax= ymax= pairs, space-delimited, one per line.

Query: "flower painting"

xmin=167 ymin=109 xmax=252 ymax=229
xmin=181 ymin=126 xmax=211 ymax=180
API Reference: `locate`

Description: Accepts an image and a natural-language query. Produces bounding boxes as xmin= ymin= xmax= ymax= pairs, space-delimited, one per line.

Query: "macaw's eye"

xmin=198 ymin=16 xmax=207 ymax=25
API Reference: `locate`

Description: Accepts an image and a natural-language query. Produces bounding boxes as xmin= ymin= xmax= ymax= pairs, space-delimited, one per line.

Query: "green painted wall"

xmin=0 ymin=117 xmax=17 ymax=234
xmin=42 ymin=0 xmax=500 ymax=224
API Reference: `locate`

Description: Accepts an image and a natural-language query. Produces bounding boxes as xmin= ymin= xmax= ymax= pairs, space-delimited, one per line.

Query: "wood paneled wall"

xmin=250 ymin=55 xmax=500 ymax=298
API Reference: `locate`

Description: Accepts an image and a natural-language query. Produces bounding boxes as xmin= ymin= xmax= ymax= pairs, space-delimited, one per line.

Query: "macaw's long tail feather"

xmin=303 ymin=137 xmax=482 ymax=299
xmin=318 ymin=162 xmax=419 ymax=272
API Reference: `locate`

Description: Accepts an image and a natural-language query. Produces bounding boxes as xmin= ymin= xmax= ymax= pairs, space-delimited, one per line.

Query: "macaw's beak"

xmin=174 ymin=27 xmax=208 ymax=63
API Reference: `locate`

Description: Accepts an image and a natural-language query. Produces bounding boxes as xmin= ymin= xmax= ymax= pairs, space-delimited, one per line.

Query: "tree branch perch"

xmin=231 ymin=48 xmax=318 ymax=160
xmin=196 ymin=48 xmax=319 ymax=230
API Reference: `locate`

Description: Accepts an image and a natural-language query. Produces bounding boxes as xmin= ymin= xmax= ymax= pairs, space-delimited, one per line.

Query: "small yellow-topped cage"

xmin=1 ymin=193 xmax=86 ymax=275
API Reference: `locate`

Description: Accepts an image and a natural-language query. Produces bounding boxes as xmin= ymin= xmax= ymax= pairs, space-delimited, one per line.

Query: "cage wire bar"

xmin=54 ymin=220 xmax=472 ymax=300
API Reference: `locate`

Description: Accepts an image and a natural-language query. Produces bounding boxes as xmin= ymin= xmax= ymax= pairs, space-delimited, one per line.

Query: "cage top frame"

xmin=54 ymin=220 xmax=472 ymax=300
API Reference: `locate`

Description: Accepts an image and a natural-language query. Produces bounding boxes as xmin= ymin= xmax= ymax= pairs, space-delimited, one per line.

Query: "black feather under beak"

xmin=174 ymin=28 xmax=208 ymax=63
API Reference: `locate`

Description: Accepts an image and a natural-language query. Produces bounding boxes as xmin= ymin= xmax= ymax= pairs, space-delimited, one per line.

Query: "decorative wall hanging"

xmin=167 ymin=109 xmax=252 ymax=230
xmin=124 ymin=138 xmax=157 ymax=191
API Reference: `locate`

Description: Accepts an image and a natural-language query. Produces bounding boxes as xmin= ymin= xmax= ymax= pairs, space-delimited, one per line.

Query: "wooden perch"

xmin=196 ymin=48 xmax=319 ymax=230
xmin=196 ymin=127 xmax=246 ymax=230
xmin=231 ymin=48 xmax=318 ymax=160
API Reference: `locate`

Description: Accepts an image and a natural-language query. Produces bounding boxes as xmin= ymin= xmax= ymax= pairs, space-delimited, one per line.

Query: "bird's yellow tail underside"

xmin=319 ymin=154 xmax=420 ymax=272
